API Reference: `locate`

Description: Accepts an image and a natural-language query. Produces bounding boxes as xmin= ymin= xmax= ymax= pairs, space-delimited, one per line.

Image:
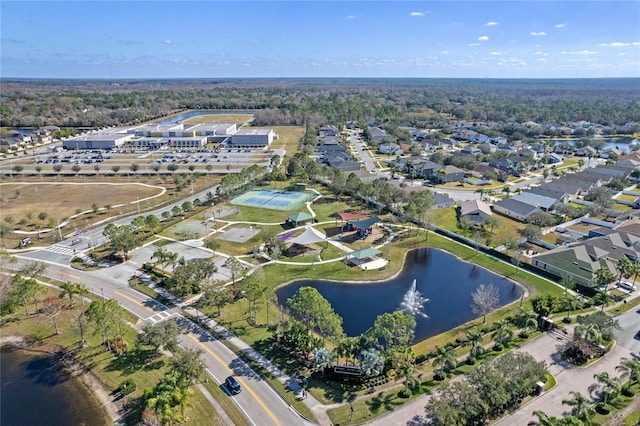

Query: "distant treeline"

xmin=1 ymin=78 xmax=639 ymax=129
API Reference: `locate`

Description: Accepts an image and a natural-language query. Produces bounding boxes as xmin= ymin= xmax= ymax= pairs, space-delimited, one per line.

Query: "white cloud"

xmin=468 ymin=43 xmax=481 ymax=47
xmin=410 ymin=11 xmax=425 ymax=16
xmin=484 ymin=21 xmax=499 ymax=26
xmin=490 ymin=51 xmax=504 ymax=55
xmin=162 ymin=40 xmax=173 ymax=44
xmin=441 ymin=50 xmax=449 ymax=55
xmin=530 ymin=32 xmax=547 ymax=37
xmin=599 ymin=41 xmax=640 ymax=47
xmin=346 ymin=15 xmax=355 ymax=20
xmin=562 ymin=50 xmax=598 ymax=55
xmin=478 ymin=36 xmax=489 ymax=41
xmin=555 ymin=23 xmax=567 ymax=28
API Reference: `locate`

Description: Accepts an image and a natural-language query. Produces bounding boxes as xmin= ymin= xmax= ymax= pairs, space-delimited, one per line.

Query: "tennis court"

xmin=230 ymin=189 xmax=315 ymax=211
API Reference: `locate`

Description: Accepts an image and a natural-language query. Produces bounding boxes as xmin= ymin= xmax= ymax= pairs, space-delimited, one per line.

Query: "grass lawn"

xmin=590 ymin=382 xmax=640 ymax=425
xmin=182 ymin=113 xmax=253 ymax=125
xmin=616 ymin=193 xmax=638 ymax=202
xmin=431 ymin=206 xmax=525 ymax=248
xmin=269 ymin=126 xmax=305 ymax=153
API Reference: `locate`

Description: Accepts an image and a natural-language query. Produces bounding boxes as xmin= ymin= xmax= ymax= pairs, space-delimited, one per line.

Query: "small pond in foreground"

xmin=276 ymin=248 xmax=521 ymax=343
xmin=0 ymin=347 xmax=110 ymax=426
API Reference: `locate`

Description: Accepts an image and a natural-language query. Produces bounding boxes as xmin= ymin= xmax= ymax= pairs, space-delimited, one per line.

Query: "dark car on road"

xmin=225 ymin=376 xmax=241 ymax=394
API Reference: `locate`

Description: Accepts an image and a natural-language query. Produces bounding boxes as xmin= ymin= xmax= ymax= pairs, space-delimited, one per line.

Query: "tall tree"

xmin=287 ymin=286 xmax=344 ymax=344
xmin=103 ymin=223 xmax=140 ymax=261
xmin=471 ymin=283 xmax=500 ymax=323
xmin=370 ymin=310 xmax=416 ymax=352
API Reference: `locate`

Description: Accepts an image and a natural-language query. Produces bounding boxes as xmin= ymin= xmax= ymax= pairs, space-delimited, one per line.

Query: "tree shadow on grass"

xmin=365 ymin=390 xmax=400 ymax=415
xmin=105 ymin=347 xmax=159 ymax=375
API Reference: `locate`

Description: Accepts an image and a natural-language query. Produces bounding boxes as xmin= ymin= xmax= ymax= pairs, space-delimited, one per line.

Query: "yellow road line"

xmin=186 ymin=333 xmax=280 ymax=426
xmin=113 ymin=290 xmax=156 ymax=314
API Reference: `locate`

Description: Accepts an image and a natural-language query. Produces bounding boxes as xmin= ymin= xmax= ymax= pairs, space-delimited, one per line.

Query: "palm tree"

xmin=465 ymin=330 xmax=484 ymax=361
xmin=76 ymin=283 xmax=89 ymax=307
xmin=589 ymin=371 xmax=621 ymax=405
xmin=615 ymin=257 xmax=632 ymax=286
xmin=492 ymin=319 xmax=514 ymax=346
xmin=574 ymin=322 xmax=602 ymax=344
xmin=431 ymin=345 xmax=457 ymax=376
xmin=592 ymin=267 xmax=616 ymax=291
xmin=151 ymin=247 xmax=168 ymax=269
xmin=312 ymin=347 xmax=336 ymax=376
xmin=58 ymin=281 xmax=79 ymax=305
xmin=515 ymin=308 xmax=538 ymax=333
xmin=593 ymin=289 xmax=614 ymax=312
xmin=562 ymin=296 xmax=580 ymax=320
xmin=528 ymin=411 xmax=561 ymax=426
xmin=560 ymin=274 xmax=576 ymax=296
xmin=358 ymin=348 xmax=384 ymax=378
xmin=615 ymin=357 xmax=640 ymax=389
xmin=629 ymin=261 xmax=640 ymax=286
xmin=562 ymin=391 xmax=595 ymax=423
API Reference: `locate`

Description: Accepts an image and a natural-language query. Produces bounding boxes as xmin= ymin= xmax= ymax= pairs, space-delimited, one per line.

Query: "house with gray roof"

xmin=441 ymin=165 xmax=465 ymax=183
xmin=527 ymin=186 xmax=571 ymax=204
xmin=531 ymin=230 xmax=640 ymax=285
xmin=460 ymin=199 xmax=493 ymax=225
xmin=492 ymin=198 xmax=542 ymax=222
xmin=431 ymin=193 xmax=455 ymax=210
xmin=511 ymin=192 xmax=558 ymax=211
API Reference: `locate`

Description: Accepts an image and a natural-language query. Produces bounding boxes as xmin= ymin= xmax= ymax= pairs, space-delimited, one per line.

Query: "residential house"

xmin=441 ymin=165 xmax=465 ymax=183
xmin=511 ymin=192 xmax=558 ymax=212
xmin=526 ymin=186 xmax=571 ymax=204
xmin=416 ymin=160 xmax=443 ymax=180
xmin=492 ymin=198 xmax=542 ymax=222
xmin=545 ymin=153 xmax=563 ymax=164
xmin=368 ymin=127 xmax=396 ymax=145
xmin=576 ymin=146 xmax=598 ymax=157
xmin=378 ymin=142 xmax=404 ymax=156
xmin=318 ymin=125 xmax=340 ymax=138
xmin=431 ymin=193 xmax=455 ymax=210
xmin=600 ymin=147 xmax=623 ymax=159
xmin=460 ymin=199 xmax=493 ymax=226
xmin=531 ymin=230 xmax=640 ymax=285
xmin=460 ymin=146 xmax=481 ymax=155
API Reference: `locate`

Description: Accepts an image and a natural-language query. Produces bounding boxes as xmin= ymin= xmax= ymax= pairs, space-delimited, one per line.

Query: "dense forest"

xmin=1 ymin=78 xmax=639 ymax=129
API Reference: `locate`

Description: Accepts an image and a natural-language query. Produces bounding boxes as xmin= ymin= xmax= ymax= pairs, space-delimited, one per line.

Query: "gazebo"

xmin=286 ymin=226 xmax=327 ymax=256
xmin=348 ymin=247 xmax=388 ymax=270
xmin=286 ymin=211 xmax=314 ymax=227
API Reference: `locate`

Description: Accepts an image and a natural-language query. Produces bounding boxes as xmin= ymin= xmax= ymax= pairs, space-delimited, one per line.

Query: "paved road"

xmin=13 ymin=254 xmax=312 ymax=426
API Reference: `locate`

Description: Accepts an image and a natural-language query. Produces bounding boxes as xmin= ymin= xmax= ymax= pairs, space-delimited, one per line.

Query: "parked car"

xmin=225 ymin=376 xmax=241 ymax=394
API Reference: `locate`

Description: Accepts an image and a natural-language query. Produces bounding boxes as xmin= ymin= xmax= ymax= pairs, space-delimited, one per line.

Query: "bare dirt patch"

xmin=0 ymin=182 xmax=164 ymax=225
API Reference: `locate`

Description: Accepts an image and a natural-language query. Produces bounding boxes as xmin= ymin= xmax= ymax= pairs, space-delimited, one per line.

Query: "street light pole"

xmin=57 ymin=220 xmax=63 ymax=242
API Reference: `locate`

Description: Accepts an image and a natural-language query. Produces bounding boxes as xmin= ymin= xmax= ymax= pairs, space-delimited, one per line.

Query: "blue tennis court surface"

xmin=230 ymin=189 xmax=315 ymax=211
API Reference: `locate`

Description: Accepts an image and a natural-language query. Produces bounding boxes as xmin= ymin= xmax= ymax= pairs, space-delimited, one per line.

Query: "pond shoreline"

xmin=0 ymin=334 xmax=125 ymax=426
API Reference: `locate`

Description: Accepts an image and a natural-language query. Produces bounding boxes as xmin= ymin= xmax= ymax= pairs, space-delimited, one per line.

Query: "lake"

xmin=0 ymin=347 xmax=110 ymax=426
xmin=276 ymin=248 xmax=521 ymax=342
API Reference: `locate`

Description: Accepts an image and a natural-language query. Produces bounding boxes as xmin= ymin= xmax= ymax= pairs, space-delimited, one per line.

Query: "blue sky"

xmin=1 ymin=1 xmax=639 ymax=79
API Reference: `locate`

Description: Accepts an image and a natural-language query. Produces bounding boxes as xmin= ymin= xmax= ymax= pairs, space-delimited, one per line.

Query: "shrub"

xmin=117 ymin=378 xmax=136 ymax=396
xmin=562 ymin=317 xmax=572 ymax=324
xmin=399 ymin=388 xmax=412 ymax=398
xmin=493 ymin=343 xmax=503 ymax=352
xmin=595 ymin=402 xmax=609 ymax=415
